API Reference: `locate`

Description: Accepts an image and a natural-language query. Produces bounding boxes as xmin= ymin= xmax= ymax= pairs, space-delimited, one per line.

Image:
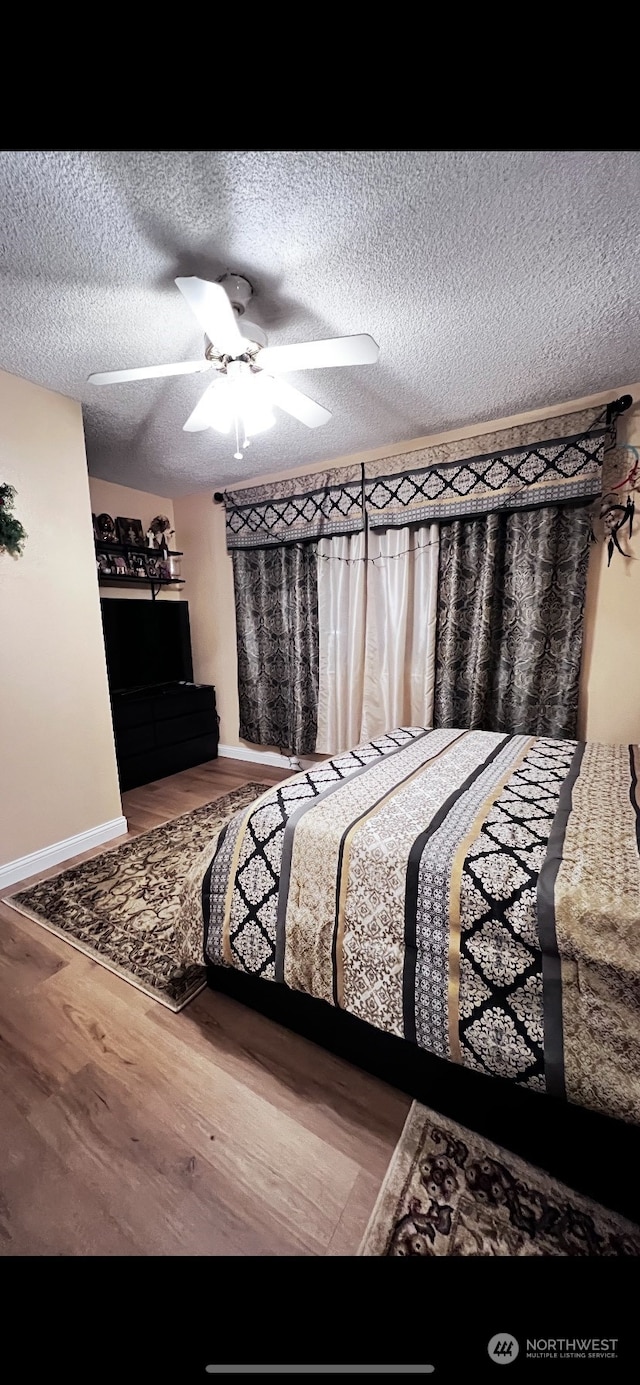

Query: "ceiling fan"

xmin=87 ymin=274 xmax=379 ymax=460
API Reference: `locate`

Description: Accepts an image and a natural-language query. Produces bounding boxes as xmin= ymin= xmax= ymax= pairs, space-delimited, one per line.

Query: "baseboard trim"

xmin=217 ymin=742 xmax=300 ymax=770
xmin=0 ymin=816 xmax=129 ymax=892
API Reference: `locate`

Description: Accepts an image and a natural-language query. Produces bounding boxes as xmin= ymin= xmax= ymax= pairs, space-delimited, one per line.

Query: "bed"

xmin=176 ymin=727 xmax=640 ymax=1214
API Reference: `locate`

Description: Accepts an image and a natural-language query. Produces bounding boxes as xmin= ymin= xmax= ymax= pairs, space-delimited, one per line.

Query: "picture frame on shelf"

xmin=116 ymin=516 xmax=145 ymax=548
xmin=97 ymin=552 xmax=114 ymax=577
xmin=146 ymin=556 xmax=161 ymax=579
xmin=129 ymin=551 xmax=148 ymax=578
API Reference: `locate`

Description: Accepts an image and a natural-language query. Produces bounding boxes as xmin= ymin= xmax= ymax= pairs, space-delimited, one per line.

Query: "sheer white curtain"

xmin=361 ymin=523 xmax=439 ymax=741
xmin=317 ymin=524 xmax=439 ymax=754
xmin=316 ymin=532 xmax=366 ymax=754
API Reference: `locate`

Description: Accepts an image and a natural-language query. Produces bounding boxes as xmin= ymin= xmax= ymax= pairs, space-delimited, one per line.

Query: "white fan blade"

xmin=88 ymin=359 xmax=211 ymax=385
xmin=266 ymin=375 xmax=331 ymax=428
xmin=183 ymin=379 xmax=231 ymax=434
xmin=257 ymin=333 xmax=379 ymax=375
xmin=175 ymin=276 xmax=245 ymax=357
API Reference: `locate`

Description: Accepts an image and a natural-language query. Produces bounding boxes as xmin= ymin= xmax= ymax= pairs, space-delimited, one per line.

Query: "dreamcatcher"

xmin=591 ymin=444 xmax=639 ymax=566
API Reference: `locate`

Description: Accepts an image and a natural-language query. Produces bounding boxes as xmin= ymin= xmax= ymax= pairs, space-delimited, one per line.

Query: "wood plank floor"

xmin=0 ymin=757 xmax=410 ymax=1256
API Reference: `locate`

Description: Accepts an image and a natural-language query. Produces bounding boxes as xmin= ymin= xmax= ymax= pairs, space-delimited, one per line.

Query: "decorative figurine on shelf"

xmin=149 ymin=514 xmax=175 ymax=556
xmin=96 ymin=512 xmax=118 ymax=545
xmin=146 ymin=529 xmax=155 ymax=549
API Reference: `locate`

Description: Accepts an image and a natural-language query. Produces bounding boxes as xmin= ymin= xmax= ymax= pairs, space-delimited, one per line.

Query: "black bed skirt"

xmin=207 ymin=963 xmax=640 ymax=1225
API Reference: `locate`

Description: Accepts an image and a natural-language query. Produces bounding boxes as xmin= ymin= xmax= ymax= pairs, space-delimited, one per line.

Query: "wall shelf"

xmin=98 ymin=576 xmax=185 ymax=590
xmin=95 ymin=540 xmax=185 ymax=600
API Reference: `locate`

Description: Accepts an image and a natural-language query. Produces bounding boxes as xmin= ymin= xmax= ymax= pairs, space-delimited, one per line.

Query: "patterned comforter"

xmin=177 ymin=729 xmax=640 ymax=1126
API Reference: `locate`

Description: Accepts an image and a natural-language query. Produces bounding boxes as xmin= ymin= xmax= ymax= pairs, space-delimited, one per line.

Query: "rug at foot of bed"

xmin=5 ymin=783 xmax=268 ymax=1012
xmin=359 ymin=1103 xmax=640 ymax=1256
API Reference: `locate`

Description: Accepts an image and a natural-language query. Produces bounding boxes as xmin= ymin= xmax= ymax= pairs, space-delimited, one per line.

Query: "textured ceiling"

xmin=1 ymin=150 xmax=639 ymax=496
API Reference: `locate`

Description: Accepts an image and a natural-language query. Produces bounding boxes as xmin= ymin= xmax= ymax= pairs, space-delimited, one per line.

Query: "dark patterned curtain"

xmin=434 ymin=503 xmax=592 ymax=738
xmin=232 ymin=543 xmax=319 ymax=755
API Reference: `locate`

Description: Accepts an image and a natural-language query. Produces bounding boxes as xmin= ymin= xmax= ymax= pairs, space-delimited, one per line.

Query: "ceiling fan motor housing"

xmin=217 ymin=272 xmax=253 ymax=317
xmin=205 ymin=273 xmax=268 ymax=356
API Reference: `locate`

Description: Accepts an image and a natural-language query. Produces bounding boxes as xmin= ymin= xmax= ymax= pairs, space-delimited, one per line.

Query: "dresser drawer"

xmin=155 ymin=709 xmax=217 ymax=746
xmin=152 ymin=685 xmax=216 ymax=721
xmin=116 ymin=722 xmax=156 ymax=758
xmin=111 ymin=695 xmax=155 ymax=732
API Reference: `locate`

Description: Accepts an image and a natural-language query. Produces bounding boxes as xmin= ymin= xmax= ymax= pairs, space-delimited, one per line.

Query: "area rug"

xmin=359 ymin=1103 xmax=640 ymax=1256
xmin=6 ymin=783 xmax=268 ymax=1012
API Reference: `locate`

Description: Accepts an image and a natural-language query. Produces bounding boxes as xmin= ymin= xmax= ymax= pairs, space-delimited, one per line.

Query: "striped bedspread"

xmin=177 ymin=729 xmax=640 ymax=1125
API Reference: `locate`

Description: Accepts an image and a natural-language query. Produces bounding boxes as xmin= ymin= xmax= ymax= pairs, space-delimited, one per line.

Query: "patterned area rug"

xmin=6 ymin=784 xmax=268 ymax=1012
xmin=360 ymin=1103 xmax=640 ymax=1256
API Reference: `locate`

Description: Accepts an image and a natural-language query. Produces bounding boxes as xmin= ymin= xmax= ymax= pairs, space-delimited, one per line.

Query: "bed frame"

xmin=207 ymin=964 xmax=640 ymax=1226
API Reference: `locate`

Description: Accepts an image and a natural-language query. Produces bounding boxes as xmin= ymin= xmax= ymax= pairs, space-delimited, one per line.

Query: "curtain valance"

xmin=364 ymin=406 xmax=610 ymax=529
xmin=224 ymin=463 xmax=364 ymax=550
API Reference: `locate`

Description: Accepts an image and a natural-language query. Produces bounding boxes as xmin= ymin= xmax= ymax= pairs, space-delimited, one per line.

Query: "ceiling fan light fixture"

xmin=240 ymin=402 xmax=276 ymax=437
xmin=200 ymin=382 xmax=233 ymax=434
xmin=227 ymin=361 xmax=275 ymax=443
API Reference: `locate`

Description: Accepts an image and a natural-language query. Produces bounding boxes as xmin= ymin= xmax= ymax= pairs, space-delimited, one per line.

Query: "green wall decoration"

xmin=0 ymin=483 xmax=27 ymax=556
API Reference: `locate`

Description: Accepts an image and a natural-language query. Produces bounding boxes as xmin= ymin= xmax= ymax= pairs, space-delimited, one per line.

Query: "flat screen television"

xmin=100 ymin=598 xmax=194 ymax=694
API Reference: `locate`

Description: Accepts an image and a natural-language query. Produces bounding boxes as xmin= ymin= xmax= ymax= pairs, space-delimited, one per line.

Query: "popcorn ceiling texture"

xmin=0 ymin=150 xmax=639 ymax=496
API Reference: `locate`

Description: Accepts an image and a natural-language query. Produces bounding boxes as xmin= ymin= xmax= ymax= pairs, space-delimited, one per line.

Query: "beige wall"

xmin=578 ymin=397 xmax=640 ymax=742
xmin=0 ymin=369 xmax=122 ymax=867
xmin=89 ymin=477 xmax=181 ymax=600
xmin=173 ymin=493 xmax=244 ymax=748
xmin=175 ymin=380 xmax=640 ymax=751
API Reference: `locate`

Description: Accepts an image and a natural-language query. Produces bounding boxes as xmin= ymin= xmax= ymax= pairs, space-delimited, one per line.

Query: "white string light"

xmin=317 ymin=537 xmax=438 ymax=565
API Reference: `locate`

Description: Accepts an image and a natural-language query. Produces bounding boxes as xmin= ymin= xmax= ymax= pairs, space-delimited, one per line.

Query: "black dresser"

xmin=111 ymin=682 xmax=219 ymax=791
